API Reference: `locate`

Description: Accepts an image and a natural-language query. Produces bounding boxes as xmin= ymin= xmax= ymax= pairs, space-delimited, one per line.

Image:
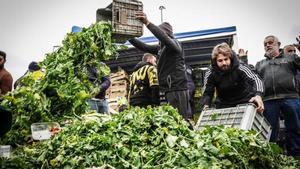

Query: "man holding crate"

xmin=128 ymin=12 xmax=192 ymax=123
xmin=201 ymin=43 xmax=264 ymax=112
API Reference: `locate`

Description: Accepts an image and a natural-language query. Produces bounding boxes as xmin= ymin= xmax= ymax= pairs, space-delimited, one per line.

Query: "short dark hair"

xmin=28 ymin=61 xmax=41 ymax=72
xmin=142 ymin=53 xmax=154 ymax=62
xmin=0 ymin=50 xmax=6 ymax=60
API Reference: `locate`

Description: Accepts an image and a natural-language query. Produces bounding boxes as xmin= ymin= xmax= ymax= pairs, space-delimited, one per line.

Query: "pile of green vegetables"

xmin=0 ymin=21 xmax=299 ymax=169
xmin=1 ymin=105 xmax=299 ymax=168
xmin=0 ymin=22 xmax=118 ymax=145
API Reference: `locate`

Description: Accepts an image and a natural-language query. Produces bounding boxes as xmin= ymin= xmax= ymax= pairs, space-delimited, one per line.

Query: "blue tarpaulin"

xmin=71 ymin=25 xmax=236 ymax=44
xmin=129 ymin=26 xmax=236 ymax=44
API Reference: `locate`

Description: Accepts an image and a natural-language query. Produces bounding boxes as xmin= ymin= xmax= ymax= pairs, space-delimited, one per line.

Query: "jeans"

xmin=88 ymin=98 xmax=109 ymax=114
xmin=264 ymin=98 xmax=300 ymax=156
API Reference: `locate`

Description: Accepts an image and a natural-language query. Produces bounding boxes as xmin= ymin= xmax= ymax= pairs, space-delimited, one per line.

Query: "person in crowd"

xmin=255 ymin=35 xmax=300 ymax=157
xmin=201 ymin=42 xmax=264 ymax=112
xmin=0 ymin=105 xmax=12 ymax=138
xmin=237 ymin=48 xmax=256 ymax=70
xmin=186 ymin=64 xmax=196 ymax=116
xmin=0 ymin=50 xmax=13 ymax=97
xmin=128 ymin=53 xmax=160 ymax=107
xmin=128 ymin=11 xmax=192 ymax=122
xmin=14 ymin=61 xmax=41 ymax=89
xmin=87 ymin=63 xmax=111 ymax=114
xmin=284 ymin=45 xmax=300 ymax=92
xmin=294 ymin=35 xmax=300 ymax=51
xmin=237 ymin=48 xmax=248 ymax=63
xmin=284 ymin=45 xmax=298 ymax=55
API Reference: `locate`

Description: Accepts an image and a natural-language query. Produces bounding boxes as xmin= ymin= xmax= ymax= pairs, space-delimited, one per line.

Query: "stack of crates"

xmin=96 ymin=0 xmax=143 ymax=43
xmin=107 ymin=69 xmax=130 ymax=111
xmin=194 ymin=104 xmax=272 ymax=141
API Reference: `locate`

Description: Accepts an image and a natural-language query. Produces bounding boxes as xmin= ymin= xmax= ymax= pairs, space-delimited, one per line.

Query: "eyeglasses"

xmin=288 ymin=50 xmax=296 ymax=53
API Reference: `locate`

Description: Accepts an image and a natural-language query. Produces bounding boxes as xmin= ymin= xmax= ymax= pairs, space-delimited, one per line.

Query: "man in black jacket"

xmin=129 ymin=53 xmax=159 ymax=107
xmin=202 ymin=42 xmax=264 ymax=111
xmin=128 ymin=12 xmax=192 ymax=121
xmin=256 ymin=35 xmax=300 ymax=157
xmin=87 ymin=63 xmax=111 ymax=114
xmin=0 ymin=106 xmax=12 ymax=138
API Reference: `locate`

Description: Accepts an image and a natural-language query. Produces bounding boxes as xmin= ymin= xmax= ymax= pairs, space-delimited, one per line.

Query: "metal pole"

xmin=159 ymin=6 xmax=165 ymax=23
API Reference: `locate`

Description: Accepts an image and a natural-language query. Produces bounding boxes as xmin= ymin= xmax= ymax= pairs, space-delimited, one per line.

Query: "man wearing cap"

xmin=14 ymin=61 xmax=41 ymax=89
xmin=255 ymin=35 xmax=300 ymax=157
xmin=129 ymin=11 xmax=192 ymax=123
xmin=0 ymin=50 xmax=13 ymax=97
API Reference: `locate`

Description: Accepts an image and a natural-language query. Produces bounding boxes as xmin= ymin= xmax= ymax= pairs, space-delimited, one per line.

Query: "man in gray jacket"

xmin=255 ymin=35 xmax=300 ymax=157
xmin=129 ymin=11 xmax=192 ymax=123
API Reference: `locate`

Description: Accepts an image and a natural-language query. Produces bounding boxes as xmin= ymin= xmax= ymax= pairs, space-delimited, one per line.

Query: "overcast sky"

xmin=0 ymin=0 xmax=299 ymax=82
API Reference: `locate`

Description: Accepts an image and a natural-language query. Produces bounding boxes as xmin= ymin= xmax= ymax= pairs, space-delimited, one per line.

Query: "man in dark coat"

xmin=0 ymin=106 xmax=12 ymax=138
xmin=256 ymin=35 xmax=300 ymax=157
xmin=128 ymin=11 xmax=192 ymax=121
xmin=87 ymin=63 xmax=111 ymax=114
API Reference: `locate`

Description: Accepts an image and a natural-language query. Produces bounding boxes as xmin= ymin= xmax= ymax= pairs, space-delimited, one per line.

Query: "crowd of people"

xmin=126 ymin=11 xmax=300 ymax=157
xmin=1 ymin=11 xmax=300 ymax=157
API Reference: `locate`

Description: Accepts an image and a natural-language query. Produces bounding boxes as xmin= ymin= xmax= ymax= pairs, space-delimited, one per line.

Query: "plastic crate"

xmin=0 ymin=145 xmax=11 ymax=158
xmin=31 ymin=122 xmax=60 ymax=140
xmin=194 ymin=104 xmax=272 ymax=141
xmin=96 ymin=0 xmax=143 ymax=43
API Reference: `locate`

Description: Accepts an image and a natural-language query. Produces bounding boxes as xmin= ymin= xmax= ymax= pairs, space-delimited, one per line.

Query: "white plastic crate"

xmin=31 ymin=122 xmax=60 ymax=140
xmin=0 ymin=145 xmax=11 ymax=158
xmin=195 ymin=104 xmax=272 ymax=141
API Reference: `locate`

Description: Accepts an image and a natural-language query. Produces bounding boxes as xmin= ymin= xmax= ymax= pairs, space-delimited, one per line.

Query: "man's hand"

xmin=249 ymin=95 xmax=264 ymax=113
xmin=135 ymin=11 xmax=150 ymax=26
xmin=238 ymin=48 xmax=248 ymax=58
xmin=294 ymin=36 xmax=300 ymax=50
xmin=203 ymin=105 xmax=209 ymax=111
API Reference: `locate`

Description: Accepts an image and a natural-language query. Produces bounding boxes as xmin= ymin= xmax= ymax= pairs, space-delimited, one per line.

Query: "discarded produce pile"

xmin=0 ymin=22 xmax=118 ymax=145
xmin=1 ymin=105 xmax=299 ymax=169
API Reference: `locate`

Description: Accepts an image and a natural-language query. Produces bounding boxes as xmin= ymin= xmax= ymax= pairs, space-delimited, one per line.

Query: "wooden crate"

xmin=110 ymin=70 xmax=129 ymax=82
xmin=111 ymin=80 xmax=128 ymax=87
xmin=108 ymin=90 xmax=128 ymax=99
xmin=111 ymin=75 xmax=128 ymax=83
xmin=108 ymin=102 xmax=119 ymax=112
xmin=110 ymin=82 xmax=129 ymax=91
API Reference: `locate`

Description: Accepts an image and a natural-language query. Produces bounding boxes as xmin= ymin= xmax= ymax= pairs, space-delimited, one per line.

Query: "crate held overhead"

xmin=96 ymin=0 xmax=144 ymax=43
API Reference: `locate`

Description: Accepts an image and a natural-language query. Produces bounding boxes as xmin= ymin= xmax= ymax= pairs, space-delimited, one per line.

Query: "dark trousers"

xmin=165 ymin=90 xmax=192 ymax=120
xmin=188 ymin=89 xmax=195 ymax=115
xmin=264 ymin=98 xmax=300 ymax=156
xmin=0 ymin=106 xmax=12 ymax=137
